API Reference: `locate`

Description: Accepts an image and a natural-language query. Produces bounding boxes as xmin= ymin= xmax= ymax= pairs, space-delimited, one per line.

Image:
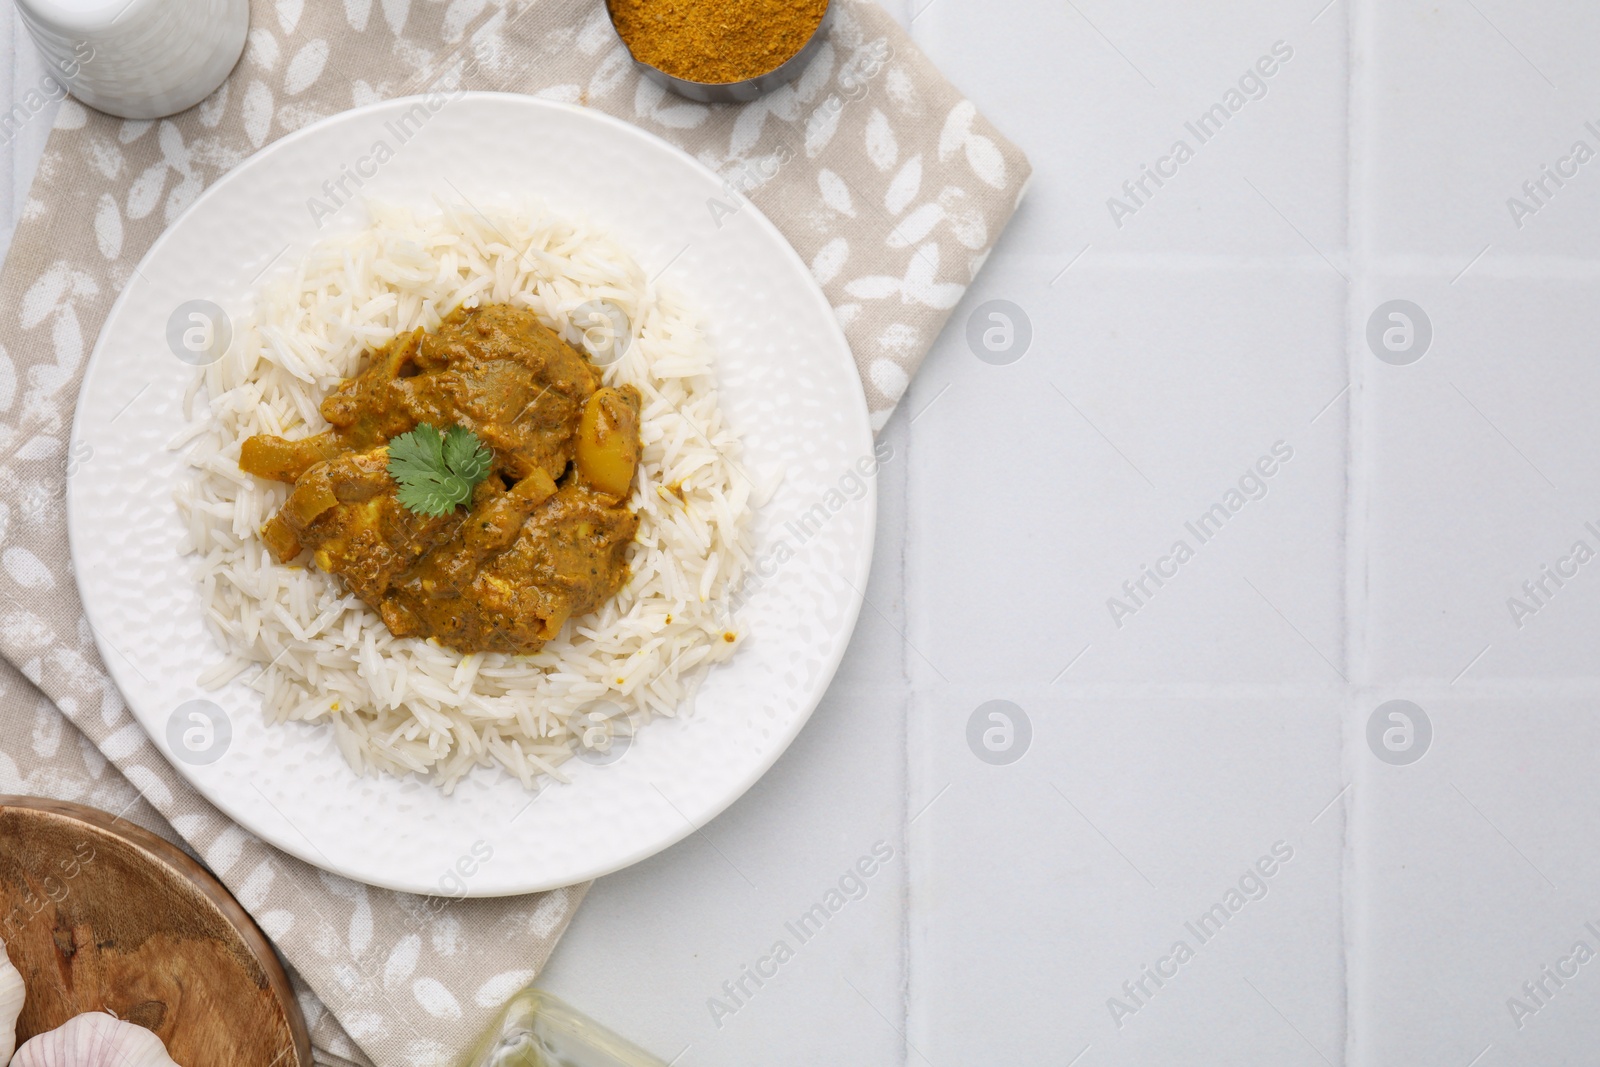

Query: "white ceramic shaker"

xmin=13 ymin=0 xmax=248 ymax=119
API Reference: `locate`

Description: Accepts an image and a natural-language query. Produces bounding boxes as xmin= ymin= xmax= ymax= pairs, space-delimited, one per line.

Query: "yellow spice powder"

xmin=609 ymin=0 xmax=830 ymax=84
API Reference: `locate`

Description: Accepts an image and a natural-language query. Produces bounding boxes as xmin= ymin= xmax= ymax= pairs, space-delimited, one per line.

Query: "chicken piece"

xmin=379 ymin=484 xmax=638 ymax=655
xmin=317 ymin=328 xmax=428 ymax=447
xmin=259 ymin=446 xmax=462 ymax=601
xmin=240 ymin=305 xmax=599 ymax=484
xmin=407 ymin=305 xmax=600 ymax=480
xmin=402 ymin=469 xmax=558 ymax=601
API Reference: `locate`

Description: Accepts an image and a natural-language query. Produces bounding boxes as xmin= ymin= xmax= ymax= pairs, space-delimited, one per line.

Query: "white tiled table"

xmin=9 ymin=1 xmax=1600 ymax=1063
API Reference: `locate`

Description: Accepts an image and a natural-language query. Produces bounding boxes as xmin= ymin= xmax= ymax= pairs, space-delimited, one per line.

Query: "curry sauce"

xmin=239 ymin=304 xmax=643 ymax=655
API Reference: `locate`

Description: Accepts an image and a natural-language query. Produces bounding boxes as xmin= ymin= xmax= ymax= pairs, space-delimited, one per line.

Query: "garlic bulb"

xmin=11 ymin=1012 xmax=181 ymax=1067
xmin=0 ymin=935 xmax=22 ymax=1063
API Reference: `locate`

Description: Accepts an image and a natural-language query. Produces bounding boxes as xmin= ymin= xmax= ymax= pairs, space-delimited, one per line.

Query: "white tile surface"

xmin=907 ymin=257 xmax=1348 ymax=687
xmin=10 ymin=0 xmax=1600 ymax=1064
xmin=1352 ymin=694 xmax=1600 ymax=1066
xmin=1359 ymin=271 xmax=1600 ymax=685
xmin=909 ymin=688 xmax=1345 ymax=1066
xmin=1364 ymin=1 xmax=1600 ymax=259
xmin=918 ymin=0 xmax=1348 ymax=258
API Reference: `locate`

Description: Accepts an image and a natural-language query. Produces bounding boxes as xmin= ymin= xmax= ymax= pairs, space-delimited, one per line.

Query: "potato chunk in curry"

xmin=241 ymin=303 xmax=643 ymax=655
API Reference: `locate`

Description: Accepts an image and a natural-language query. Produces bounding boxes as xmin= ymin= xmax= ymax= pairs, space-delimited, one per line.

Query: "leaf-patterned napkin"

xmin=0 ymin=0 xmax=1029 ymax=1063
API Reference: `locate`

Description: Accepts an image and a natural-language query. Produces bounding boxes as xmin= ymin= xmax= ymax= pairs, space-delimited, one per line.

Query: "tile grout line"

xmin=892 ymin=406 xmax=915 ymax=1067
xmin=1342 ymin=0 xmax=1374 ymax=1059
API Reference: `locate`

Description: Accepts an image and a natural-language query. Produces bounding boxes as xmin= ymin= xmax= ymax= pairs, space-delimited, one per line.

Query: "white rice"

xmin=175 ymin=201 xmax=754 ymax=792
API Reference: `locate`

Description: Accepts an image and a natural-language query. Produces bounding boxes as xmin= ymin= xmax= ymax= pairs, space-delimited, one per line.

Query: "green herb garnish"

xmin=386 ymin=423 xmax=492 ymax=516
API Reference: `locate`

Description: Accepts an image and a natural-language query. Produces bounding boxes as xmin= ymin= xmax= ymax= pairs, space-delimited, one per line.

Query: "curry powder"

xmin=609 ymin=0 xmax=829 ymax=84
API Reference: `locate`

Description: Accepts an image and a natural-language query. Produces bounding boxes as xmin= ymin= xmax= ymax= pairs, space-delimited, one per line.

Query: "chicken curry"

xmin=239 ymin=304 xmax=642 ymax=655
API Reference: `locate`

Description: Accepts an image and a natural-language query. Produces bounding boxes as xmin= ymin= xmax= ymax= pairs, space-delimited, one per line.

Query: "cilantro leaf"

xmin=443 ymin=424 xmax=492 ymax=484
xmin=387 ymin=422 xmax=445 ymax=478
xmin=386 ymin=423 xmax=493 ymax=516
xmin=395 ymin=471 xmax=468 ymax=517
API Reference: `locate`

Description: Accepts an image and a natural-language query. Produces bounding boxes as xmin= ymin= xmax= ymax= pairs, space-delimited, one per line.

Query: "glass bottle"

xmin=460 ymin=988 xmax=667 ymax=1067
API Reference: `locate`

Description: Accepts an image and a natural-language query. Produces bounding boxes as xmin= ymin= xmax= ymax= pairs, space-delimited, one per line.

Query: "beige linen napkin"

xmin=0 ymin=0 xmax=1029 ymax=1064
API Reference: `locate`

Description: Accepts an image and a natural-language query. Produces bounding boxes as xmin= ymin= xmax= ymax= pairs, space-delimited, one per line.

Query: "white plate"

xmin=68 ymin=94 xmax=875 ymax=896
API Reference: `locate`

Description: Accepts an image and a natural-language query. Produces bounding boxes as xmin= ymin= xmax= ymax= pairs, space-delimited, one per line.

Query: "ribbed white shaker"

xmin=13 ymin=0 xmax=248 ymax=120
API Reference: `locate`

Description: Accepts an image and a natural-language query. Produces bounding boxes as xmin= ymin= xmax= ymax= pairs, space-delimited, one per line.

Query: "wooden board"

xmin=0 ymin=796 xmax=309 ymax=1066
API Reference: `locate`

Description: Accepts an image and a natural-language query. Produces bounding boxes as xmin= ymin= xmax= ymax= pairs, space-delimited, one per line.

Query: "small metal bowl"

xmin=607 ymin=0 xmax=834 ymax=104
